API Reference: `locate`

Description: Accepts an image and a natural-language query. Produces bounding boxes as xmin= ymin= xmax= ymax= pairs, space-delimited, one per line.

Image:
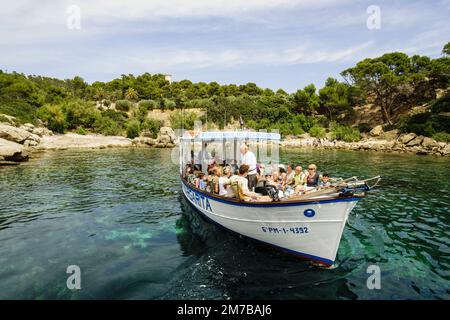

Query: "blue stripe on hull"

xmin=181 ymin=188 xmax=335 ymax=266
xmin=181 ymin=179 xmax=361 ymax=208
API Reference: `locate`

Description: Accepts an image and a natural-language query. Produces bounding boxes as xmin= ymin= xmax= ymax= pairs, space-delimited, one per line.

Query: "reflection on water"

xmin=0 ymin=148 xmax=449 ymax=299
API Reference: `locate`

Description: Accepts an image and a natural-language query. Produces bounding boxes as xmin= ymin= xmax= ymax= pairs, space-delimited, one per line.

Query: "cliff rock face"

xmin=353 ymin=104 xmax=384 ymax=127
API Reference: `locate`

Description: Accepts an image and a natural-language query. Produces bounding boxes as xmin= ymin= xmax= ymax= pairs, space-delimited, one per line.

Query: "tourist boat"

xmin=179 ymin=131 xmax=379 ymax=267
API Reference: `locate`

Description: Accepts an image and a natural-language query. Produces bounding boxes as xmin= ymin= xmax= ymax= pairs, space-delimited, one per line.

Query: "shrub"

xmin=432 ymin=132 xmax=450 ymax=142
xmin=138 ymin=99 xmax=157 ymax=110
xmin=115 ymin=100 xmax=133 ymax=112
xmin=101 ymin=109 xmax=128 ymax=126
xmin=0 ymin=101 xmax=37 ymax=124
xmin=75 ymin=127 xmax=87 ymax=135
xmin=308 ymin=125 xmax=326 ymax=138
xmin=161 ymin=98 xmax=176 ymax=111
xmin=37 ymin=104 xmax=67 ymax=133
xmin=135 ymin=104 xmax=149 ymax=122
xmin=125 ymin=119 xmax=141 ymax=139
xmin=430 ymin=94 xmax=450 ymax=113
xmin=401 ymin=112 xmax=450 ymax=137
xmin=92 ymin=116 xmax=122 ymax=136
xmin=357 ymin=123 xmax=372 ymax=133
xmin=63 ymin=100 xmax=99 ymax=129
xmin=169 ymin=110 xmax=197 ymax=130
xmin=103 ymin=100 xmax=111 ymax=107
xmin=184 ymin=98 xmax=214 ymax=109
xmin=141 ymin=118 xmax=162 ymax=138
xmin=330 ymin=124 xmax=361 ymax=142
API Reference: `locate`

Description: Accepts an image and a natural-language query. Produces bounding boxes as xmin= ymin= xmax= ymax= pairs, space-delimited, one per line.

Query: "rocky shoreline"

xmin=1 ymin=117 xmax=449 ymax=166
xmin=281 ymin=125 xmax=450 ymax=156
xmin=0 ymin=115 xmax=179 ymax=165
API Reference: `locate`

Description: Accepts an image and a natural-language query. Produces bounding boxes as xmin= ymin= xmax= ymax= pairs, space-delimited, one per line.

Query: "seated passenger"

xmin=319 ymin=173 xmax=331 ymax=188
xmin=230 ymin=165 xmax=271 ymax=202
xmin=206 ymin=167 xmax=220 ymax=194
xmin=293 ymin=165 xmax=307 ymax=193
xmin=186 ymin=167 xmax=196 ymax=185
xmin=285 ymin=164 xmax=295 ymax=186
xmin=219 ymin=166 xmax=232 ymax=196
xmin=305 ymin=164 xmax=322 ymax=188
xmin=197 ymin=173 xmax=207 ymax=190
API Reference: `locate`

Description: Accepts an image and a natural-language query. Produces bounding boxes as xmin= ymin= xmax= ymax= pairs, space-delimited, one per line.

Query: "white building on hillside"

xmin=164 ymin=74 xmax=173 ymax=84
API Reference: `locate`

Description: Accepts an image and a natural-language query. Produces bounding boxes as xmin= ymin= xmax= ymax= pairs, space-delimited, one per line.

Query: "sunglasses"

xmin=308 ymin=168 xmax=316 ymax=170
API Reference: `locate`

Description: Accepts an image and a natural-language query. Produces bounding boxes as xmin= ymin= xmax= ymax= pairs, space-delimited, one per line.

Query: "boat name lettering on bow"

xmin=185 ymin=186 xmax=213 ymax=212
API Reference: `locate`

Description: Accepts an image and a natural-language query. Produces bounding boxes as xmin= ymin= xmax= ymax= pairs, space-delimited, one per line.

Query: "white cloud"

xmin=78 ymin=41 xmax=375 ymax=74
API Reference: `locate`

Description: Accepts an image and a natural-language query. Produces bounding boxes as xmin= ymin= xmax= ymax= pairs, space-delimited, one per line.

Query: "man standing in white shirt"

xmin=240 ymin=143 xmax=257 ymax=190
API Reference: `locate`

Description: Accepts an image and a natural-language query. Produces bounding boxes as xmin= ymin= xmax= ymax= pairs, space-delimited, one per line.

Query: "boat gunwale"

xmin=181 ymin=176 xmax=363 ymax=207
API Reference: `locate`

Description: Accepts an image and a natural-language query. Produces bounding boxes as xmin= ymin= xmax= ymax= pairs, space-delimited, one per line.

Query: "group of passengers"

xmin=184 ymin=143 xmax=335 ymax=202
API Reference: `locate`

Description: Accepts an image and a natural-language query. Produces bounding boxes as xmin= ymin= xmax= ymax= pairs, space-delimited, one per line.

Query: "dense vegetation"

xmin=0 ymin=42 xmax=448 ymax=141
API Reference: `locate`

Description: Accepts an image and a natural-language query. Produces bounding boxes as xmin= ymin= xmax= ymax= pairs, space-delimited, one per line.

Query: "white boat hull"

xmin=181 ymin=180 xmax=360 ymax=266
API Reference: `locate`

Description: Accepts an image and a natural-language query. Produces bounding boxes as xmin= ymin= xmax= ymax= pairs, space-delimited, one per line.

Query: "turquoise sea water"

xmin=0 ymin=148 xmax=448 ymax=299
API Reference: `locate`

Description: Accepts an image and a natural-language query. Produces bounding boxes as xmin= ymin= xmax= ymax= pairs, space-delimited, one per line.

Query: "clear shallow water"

xmin=0 ymin=148 xmax=449 ymax=300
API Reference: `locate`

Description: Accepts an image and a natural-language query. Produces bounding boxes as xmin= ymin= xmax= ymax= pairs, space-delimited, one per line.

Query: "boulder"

xmin=144 ymin=138 xmax=156 ymax=146
xmin=370 ymin=125 xmax=383 ymax=137
xmin=160 ymin=126 xmax=178 ymax=142
xmin=24 ymin=139 xmax=39 ymax=147
xmin=0 ymin=138 xmax=29 ymax=162
xmin=20 ymin=123 xmax=35 ymax=132
xmin=406 ymin=135 xmax=424 ymax=147
xmin=155 ymin=126 xmax=177 ymax=147
xmin=441 ymin=144 xmax=450 ymax=156
xmin=0 ymin=124 xmax=41 ymax=144
xmin=381 ymin=129 xmax=399 ymax=141
xmin=141 ymin=129 xmax=153 ymax=138
xmin=155 ymin=142 xmax=166 ymax=148
xmin=31 ymin=127 xmax=53 ymax=137
xmin=398 ymin=133 xmax=417 ymax=144
xmin=0 ymin=114 xmax=19 ymax=126
xmin=132 ymin=136 xmax=157 ymax=147
xmin=384 ymin=141 xmax=395 ymax=149
xmin=299 ymin=133 xmax=311 ymax=139
xmin=421 ymin=137 xmax=439 ymax=150
xmin=157 ymin=135 xmax=172 ymax=145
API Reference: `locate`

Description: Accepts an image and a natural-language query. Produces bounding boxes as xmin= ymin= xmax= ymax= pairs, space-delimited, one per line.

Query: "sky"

xmin=1 ymin=0 xmax=449 ymax=92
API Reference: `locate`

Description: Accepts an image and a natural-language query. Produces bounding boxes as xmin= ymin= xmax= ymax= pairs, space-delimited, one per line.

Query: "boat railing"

xmin=182 ymin=173 xmax=380 ymax=203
